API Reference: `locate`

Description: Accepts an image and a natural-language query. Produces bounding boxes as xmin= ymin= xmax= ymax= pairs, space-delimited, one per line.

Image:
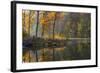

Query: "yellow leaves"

xmin=30 ymin=11 xmax=35 ymax=24
xmin=47 ymin=12 xmax=56 ymax=20
xmin=50 ymin=12 xmax=56 ymax=17
xmin=40 ymin=19 xmax=46 ymax=25
xmin=22 ymin=10 xmax=66 ymax=38
xmin=42 ymin=33 xmax=66 ymax=40
xmin=56 ymin=12 xmax=65 ymax=19
xmin=54 ymin=34 xmax=66 ymax=40
xmin=23 ymin=51 xmax=30 ymax=62
xmin=40 ymin=12 xmax=56 ymax=33
xmin=59 ymin=12 xmax=65 ymax=18
xmin=23 ymin=51 xmax=36 ymax=62
xmin=22 ymin=10 xmax=35 ymax=34
xmin=23 ymin=14 xmax=29 ymax=33
xmin=56 ymin=47 xmax=64 ymax=52
xmin=40 ymin=11 xmax=64 ymax=28
xmin=40 ymin=12 xmax=56 ymax=24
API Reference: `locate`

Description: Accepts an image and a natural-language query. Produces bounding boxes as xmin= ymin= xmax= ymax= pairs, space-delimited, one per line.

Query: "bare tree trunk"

xmin=28 ymin=10 xmax=31 ymax=62
xmin=35 ymin=11 xmax=39 ymax=62
xmin=52 ymin=13 xmax=57 ymax=61
xmin=41 ymin=24 xmax=45 ymax=61
xmin=41 ymin=12 xmax=46 ymax=61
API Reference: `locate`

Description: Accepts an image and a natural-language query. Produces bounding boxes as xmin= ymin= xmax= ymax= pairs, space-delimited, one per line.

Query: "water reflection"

xmin=23 ymin=39 xmax=91 ymax=62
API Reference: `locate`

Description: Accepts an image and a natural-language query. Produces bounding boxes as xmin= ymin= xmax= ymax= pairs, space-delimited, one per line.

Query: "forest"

xmin=22 ymin=10 xmax=91 ymax=62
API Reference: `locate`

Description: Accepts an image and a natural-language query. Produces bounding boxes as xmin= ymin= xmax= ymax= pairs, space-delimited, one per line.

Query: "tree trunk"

xmin=35 ymin=11 xmax=39 ymax=62
xmin=28 ymin=11 xmax=31 ymax=62
xmin=41 ymin=12 xmax=45 ymax=61
xmin=52 ymin=13 xmax=57 ymax=61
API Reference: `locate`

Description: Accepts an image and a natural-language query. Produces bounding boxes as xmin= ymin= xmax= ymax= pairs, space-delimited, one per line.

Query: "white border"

xmin=16 ymin=3 xmax=96 ymax=70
